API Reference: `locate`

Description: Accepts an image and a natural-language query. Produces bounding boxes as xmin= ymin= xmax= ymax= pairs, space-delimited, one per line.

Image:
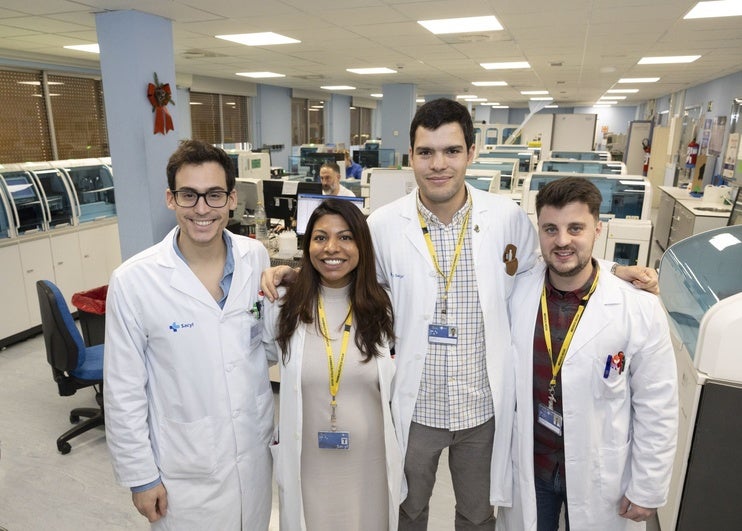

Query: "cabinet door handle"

xmin=57 ymin=261 xmax=64 ymax=266
xmin=26 ymin=269 xmax=34 ymax=274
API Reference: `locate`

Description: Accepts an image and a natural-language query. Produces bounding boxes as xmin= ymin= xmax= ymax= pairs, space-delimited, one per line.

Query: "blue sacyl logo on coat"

xmin=169 ymin=322 xmax=195 ymax=332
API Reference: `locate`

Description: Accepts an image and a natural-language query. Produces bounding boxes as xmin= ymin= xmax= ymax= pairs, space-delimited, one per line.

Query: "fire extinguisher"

xmin=685 ymin=138 xmax=699 ymax=168
xmin=642 ymin=138 xmax=651 ymax=175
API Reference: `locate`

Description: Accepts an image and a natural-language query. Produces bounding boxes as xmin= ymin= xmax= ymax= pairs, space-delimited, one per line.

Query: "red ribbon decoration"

xmin=147 ymin=73 xmax=174 ymax=135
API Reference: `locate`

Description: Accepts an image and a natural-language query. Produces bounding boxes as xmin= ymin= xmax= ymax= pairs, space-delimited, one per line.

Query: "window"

xmin=350 ymin=106 xmax=373 ymax=146
xmin=190 ymin=91 xmax=250 ymax=145
xmin=47 ymin=74 xmax=109 ymax=159
xmin=292 ymin=98 xmax=324 ymax=145
xmin=0 ymin=70 xmax=109 ymax=163
xmin=0 ymin=70 xmax=53 ymax=163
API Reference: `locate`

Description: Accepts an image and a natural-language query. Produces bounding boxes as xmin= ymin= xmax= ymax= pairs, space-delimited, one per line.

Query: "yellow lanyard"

xmin=317 ymin=295 xmax=352 ymax=430
xmin=417 ymin=203 xmax=471 ymax=298
xmin=540 ymin=269 xmax=600 ymax=393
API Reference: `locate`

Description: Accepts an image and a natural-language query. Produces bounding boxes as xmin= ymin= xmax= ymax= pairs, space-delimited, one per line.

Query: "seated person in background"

xmin=345 ymin=150 xmax=363 ymax=179
xmin=320 ymin=161 xmax=356 ymax=197
xmin=263 ymin=198 xmax=401 ymax=530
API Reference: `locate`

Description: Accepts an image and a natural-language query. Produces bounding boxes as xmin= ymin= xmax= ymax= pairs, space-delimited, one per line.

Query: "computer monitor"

xmin=263 ymin=179 xmax=322 ymax=228
xmin=295 ymin=193 xmax=366 ymax=236
xmin=303 ymin=152 xmax=344 ymax=179
xmin=233 ymin=178 xmax=261 ymax=219
xmin=357 ymin=148 xmax=395 ymax=169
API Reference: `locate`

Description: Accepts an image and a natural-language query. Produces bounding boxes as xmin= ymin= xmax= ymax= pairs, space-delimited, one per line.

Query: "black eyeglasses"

xmin=172 ymin=189 xmax=230 ymax=208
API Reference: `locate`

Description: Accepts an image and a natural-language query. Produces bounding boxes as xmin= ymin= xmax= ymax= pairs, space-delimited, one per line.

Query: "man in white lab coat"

xmin=104 ymin=140 xmax=274 ymax=530
xmin=368 ymin=99 xmax=537 ymax=530
xmin=497 ymin=177 xmax=677 ymax=531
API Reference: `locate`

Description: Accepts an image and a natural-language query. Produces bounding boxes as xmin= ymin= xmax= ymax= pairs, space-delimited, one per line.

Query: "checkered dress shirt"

xmin=412 ymin=193 xmax=494 ymax=431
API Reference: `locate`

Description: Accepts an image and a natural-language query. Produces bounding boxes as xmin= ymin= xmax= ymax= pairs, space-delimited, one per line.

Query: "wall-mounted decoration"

xmin=146 ymin=73 xmax=174 ymax=134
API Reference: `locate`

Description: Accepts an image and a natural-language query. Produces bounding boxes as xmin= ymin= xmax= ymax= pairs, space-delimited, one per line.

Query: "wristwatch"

xmin=610 ymin=262 xmax=618 ymax=275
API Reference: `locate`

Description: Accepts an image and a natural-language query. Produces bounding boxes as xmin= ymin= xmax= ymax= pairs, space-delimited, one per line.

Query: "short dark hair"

xmin=276 ymin=199 xmax=394 ymax=364
xmin=409 ymin=98 xmax=475 ymax=151
xmin=320 ymin=161 xmax=341 ymax=175
xmin=535 ymin=177 xmax=602 ymax=219
xmin=166 ymin=140 xmax=235 ymax=192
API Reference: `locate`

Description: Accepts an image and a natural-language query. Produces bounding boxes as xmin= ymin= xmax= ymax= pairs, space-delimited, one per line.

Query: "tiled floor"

xmin=0 ymin=332 xmax=458 ymax=530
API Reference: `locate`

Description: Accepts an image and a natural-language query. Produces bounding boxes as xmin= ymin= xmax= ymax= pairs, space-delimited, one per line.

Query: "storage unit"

xmin=654 ymin=186 xmax=730 ymax=252
xmin=657 ymin=225 xmax=742 ymax=531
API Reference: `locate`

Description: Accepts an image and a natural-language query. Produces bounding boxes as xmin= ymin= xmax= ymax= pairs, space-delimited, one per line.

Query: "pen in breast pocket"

xmin=603 ymin=354 xmax=612 ymax=378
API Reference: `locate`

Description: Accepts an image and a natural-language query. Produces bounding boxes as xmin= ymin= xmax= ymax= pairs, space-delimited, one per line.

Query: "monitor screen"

xmin=303 ymin=152 xmax=344 ymax=179
xmin=295 ymin=193 xmax=366 ymax=235
xmin=233 ymin=178 xmax=260 ymax=219
xmin=263 ymin=180 xmax=323 ymax=228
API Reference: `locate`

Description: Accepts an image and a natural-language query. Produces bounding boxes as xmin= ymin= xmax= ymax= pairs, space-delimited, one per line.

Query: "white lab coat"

xmin=367 ymin=185 xmax=538 ymax=505
xmin=104 ymin=227 xmax=274 ymax=530
xmin=262 ymin=291 xmax=402 ymax=530
xmin=497 ymin=261 xmax=678 ymax=531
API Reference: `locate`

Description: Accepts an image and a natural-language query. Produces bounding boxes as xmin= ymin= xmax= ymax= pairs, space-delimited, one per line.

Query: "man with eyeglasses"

xmin=104 ymin=140 xmax=274 ymax=530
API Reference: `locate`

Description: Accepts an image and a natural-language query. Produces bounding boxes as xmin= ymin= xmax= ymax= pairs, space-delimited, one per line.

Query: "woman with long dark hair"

xmin=263 ymin=198 xmax=401 ymax=530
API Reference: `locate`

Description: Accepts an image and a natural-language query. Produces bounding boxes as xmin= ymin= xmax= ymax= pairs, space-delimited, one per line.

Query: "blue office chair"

xmin=36 ymin=280 xmax=104 ymax=454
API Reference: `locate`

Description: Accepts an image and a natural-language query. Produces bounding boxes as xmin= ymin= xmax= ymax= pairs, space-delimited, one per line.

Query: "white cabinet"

xmin=18 ymin=235 xmax=55 ymax=328
xmin=656 ymin=187 xmax=730 ymax=251
xmin=49 ymin=229 xmax=84 ymax=311
xmin=0 ymin=242 xmax=32 ymax=338
xmin=79 ymin=221 xmax=120 ymax=289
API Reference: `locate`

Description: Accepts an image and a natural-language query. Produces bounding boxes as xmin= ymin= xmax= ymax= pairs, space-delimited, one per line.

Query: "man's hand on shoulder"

xmin=260 ymin=265 xmax=299 ymax=301
xmin=613 ymin=264 xmax=659 ymax=295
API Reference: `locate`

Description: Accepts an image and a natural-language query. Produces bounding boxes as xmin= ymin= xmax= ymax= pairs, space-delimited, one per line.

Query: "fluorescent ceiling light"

xmin=594 ymin=103 xmax=613 ymax=107
xmin=416 ymin=98 xmax=425 ymax=103
xmin=236 ymin=71 xmax=285 ymax=78
xmin=215 ymin=32 xmax=300 ymax=46
xmin=309 ymin=108 xmax=320 ymax=112
xmin=370 ymin=93 xmax=383 ymax=98
xmin=310 ymin=105 xmax=324 ymax=109
xmin=521 ymin=90 xmax=549 ymax=95
xmin=480 ymin=61 xmax=530 ymax=70
xmin=530 ymin=97 xmax=553 ymax=101
xmin=599 ymin=100 xmax=619 ymax=105
xmin=618 ymin=77 xmax=660 ymax=83
xmin=468 ymin=98 xmax=487 ymax=102
xmin=489 ymin=105 xmax=509 ymax=109
xmin=417 ymin=15 xmax=503 ymax=35
xmin=600 ymin=95 xmax=626 ymax=100
xmin=684 ymin=1 xmax=742 ymax=19
xmin=321 ymin=85 xmax=355 ymax=90
xmin=607 ymin=88 xmax=639 ymax=93
xmin=456 ymin=95 xmax=478 ymax=100
xmin=638 ymin=55 xmax=701 ymax=64
xmin=545 ymin=105 xmax=559 ymax=108
xmin=189 ymin=102 xmax=203 ymax=105
xmin=64 ymin=44 xmax=99 ymax=54
xmin=472 ymin=81 xmax=507 ymax=87
xmin=346 ymin=67 xmax=396 ymax=75
xmin=484 ymin=102 xmax=501 ymax=106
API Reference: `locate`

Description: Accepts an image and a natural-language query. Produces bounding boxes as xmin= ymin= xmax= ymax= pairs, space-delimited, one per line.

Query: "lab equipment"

xmin=657 ymin=225 xmax=742 ymax=531
xmin=254 ymin=201 xmax=268 ymax=242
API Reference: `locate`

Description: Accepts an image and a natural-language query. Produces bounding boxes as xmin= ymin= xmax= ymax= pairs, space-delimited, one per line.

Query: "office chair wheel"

xmin=70 ymin=413 xmax=80 ymax=423
xmin=57 ymin=441 xmax=71 ymax=455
